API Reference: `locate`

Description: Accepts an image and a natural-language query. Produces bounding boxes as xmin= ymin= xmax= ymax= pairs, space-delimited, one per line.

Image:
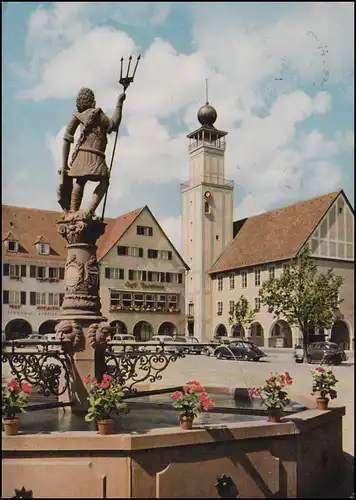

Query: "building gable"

xmin=307 ymin=191 xmax=354 ymax=261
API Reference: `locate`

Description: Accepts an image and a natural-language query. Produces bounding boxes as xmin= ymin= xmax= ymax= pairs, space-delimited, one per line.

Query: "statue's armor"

xmin=68 ymin=108 xmax=113 ymax=180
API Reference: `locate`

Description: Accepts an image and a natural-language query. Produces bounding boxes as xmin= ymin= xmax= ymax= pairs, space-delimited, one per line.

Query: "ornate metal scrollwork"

xmin=104 ymin=344 xmax=185 ymax=394
xmin=2 ymin=341 xmax=72 ymax=397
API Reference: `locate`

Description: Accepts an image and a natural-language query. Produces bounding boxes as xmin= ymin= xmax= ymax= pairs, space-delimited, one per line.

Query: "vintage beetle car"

xmin=214 ymin=340 xmax=267 ymax=362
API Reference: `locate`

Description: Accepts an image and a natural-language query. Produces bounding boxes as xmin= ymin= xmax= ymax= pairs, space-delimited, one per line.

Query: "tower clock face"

xmin=204 ymin=191 xmax=212 ymax=199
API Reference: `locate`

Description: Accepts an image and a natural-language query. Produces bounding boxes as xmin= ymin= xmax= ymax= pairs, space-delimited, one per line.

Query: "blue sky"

xmin=2 ymin=2 xmax=354 ymax=249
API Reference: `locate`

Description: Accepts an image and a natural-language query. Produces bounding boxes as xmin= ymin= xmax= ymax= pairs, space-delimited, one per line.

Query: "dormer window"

xmin=6 ymin=240 xmax=18 ymax=252
xmin=37 ymin=243 xmax=50 ymax=255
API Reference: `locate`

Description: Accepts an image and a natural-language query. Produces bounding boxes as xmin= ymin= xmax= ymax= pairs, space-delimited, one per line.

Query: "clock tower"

xmin=181 ymin=99 xmax=234 ymax=341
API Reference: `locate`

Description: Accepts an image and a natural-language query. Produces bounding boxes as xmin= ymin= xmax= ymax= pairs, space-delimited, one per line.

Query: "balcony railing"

xmin=188 ymin=139 xmax=226 ymax=152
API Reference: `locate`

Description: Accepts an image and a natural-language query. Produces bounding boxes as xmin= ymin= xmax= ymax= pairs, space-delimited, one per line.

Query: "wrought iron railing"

xmin=104 ymin=342 xmax=186 ymax=394
xmin=2 ymin=340 xmax=72 ymax=397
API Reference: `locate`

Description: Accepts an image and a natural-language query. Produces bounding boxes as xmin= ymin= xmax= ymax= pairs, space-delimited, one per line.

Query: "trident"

xmin=101 ymin=54 xmax=141 ymax=221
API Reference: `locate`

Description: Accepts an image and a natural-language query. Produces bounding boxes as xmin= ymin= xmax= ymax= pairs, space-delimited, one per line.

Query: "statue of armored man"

xmin=57 ymin=88 xmax=126 ymax=216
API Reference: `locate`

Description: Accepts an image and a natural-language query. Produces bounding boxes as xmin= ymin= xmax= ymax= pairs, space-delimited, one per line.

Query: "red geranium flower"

xmin=83 ymin=375 xmax=91 ymax=385
xmin=183 ymin=385 xmax=189 ymax=393
xmin=315 ymin=367 xmax=326 ymax=373
xmin=172 ymin=391 xmax=182 ymax=401
xmin=254 ymin=388 xmax=261 ymax=396
xmin=102 ymin=373 xmax=113 ymax=382
xmin=21 ymin=383 xmax=31 ymax=394
xmin=200 ymin=392 xmax=209 ymax=401
xmin=7 ymin=379 xmax=19 ymax=391
xmin=100 ymin=380 xmax=111 ymax=389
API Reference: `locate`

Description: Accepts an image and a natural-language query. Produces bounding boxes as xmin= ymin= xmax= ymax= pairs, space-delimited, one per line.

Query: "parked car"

xmin=203 ymin=337 xmax=230 ymax=356
xmin=145 ymin=335 xmax=179 ymax=354
xmin=307 ymin=342 xmax=347 ymax=365
xmin=14 ymin=334 xmax=43 ymax=343
xmin=109 ymin=334 xmax=136 ymax=352
xmin=173 ymin=336 xmax=204 ymax=354
xmin=214 ymin=340 xmax=267 ymax=362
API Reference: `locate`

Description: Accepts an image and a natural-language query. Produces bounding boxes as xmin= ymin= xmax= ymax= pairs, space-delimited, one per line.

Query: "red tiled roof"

xmin=96 ymin=207 xmax=144 ymax=260
xmin=210 ymin=190 xmax=342 ymax=274
xmin=2 ymin=205 xmax=143 ymax=264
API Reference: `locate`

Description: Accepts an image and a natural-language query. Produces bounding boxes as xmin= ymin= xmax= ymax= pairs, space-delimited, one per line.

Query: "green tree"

xmin=228 ymin=295 xmax=256 ymax=337
xmin=259 ymin=246 xmax=344 ymax=359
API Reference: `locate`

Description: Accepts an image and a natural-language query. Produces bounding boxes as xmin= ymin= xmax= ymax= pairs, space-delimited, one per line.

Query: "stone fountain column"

xmin=55 ymin=213 xmax=111 ymax=413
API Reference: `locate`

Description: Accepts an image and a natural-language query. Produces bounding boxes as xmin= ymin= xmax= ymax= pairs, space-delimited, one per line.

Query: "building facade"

xmin=2 ymin=205 xmax=188 ymax=340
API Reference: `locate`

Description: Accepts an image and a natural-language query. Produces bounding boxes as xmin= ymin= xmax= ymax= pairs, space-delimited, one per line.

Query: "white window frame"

xmin=151 ymin=271 xmax=160 ymax=282
xmin=157 ymin=295 xmax=166 ymax=307
xmin=254 ymin=297 xmax=261 ymax=311
xmin=36 ymin=266 xmax=46 ymax=279
xmin=160 ymin=250 xmax=170 ymax=260
xmin=217 ymin=275 xmax=224 ymax=291
xmin=241 ymin=271 xmax=247 ymax=289
xmin=110 ymin=268 xmax=122 ymax=279
xmin=254 ymin=268 xmax=260 ymax=287
xmin=6 ymin=240 xmax=18 ymax=252
xmin=48 ymin=293 xmax=60 ymax=306
xmin=268 ymin=265 xmax=275 ymax=280
xmin=122 ymin=293 xmax=132 ymax=307
xmin=128 ymin=247 xmax=140 ymax=257
xmin=217 ymin=302 xmax=223 ymax=314
xmin=9 ymin=291 xmax=20 ymax=305
xmin=38 ymin=243 xmax=50 ymax=255
xmin=110 ymin=291 xmax=121 ymax=307
xmin=36 ymin=292 xmax=47 ymax=306
xmin=229 ymin=273 xmax=235 ymax=290
xmin=145 ymin=294 xmax=155 ymax=307
xmin=9 ymin=264 xmax=20 ymax=277
xmin=49 ymin=267 xmax=59 ymax=279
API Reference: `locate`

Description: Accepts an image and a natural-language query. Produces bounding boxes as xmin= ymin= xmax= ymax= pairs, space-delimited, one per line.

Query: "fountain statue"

xmin=55 ymin=56 xmax=140 ymax=410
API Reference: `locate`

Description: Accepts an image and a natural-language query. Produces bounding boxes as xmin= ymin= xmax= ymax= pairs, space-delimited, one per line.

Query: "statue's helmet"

xmin=76 ymin=87 xmax=96 ymax=112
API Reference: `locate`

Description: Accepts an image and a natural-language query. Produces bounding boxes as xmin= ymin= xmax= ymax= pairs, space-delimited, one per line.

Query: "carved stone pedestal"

xmin=55 ymin=213 xmax=111 ymax=413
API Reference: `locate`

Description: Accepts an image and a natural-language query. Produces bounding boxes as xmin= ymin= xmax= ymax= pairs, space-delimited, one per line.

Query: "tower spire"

xmin=205 ymin=78 xmax=209 ymax=105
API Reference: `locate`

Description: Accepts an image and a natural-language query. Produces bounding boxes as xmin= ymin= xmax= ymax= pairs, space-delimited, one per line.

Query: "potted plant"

xmin=171 ymin=381 xmax=214 ymax=430
xmin=84 ymin=374 xmax=129 ymax=435
xmin=311 ymin=367 xmax=338 ymax=410
xmin=2 ymin=379 xmax=31 ymax=435
xmin=249 ymin=372 xmax=293 ymax=422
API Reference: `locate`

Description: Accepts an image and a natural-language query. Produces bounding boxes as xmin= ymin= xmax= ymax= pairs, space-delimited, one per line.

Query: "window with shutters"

xmin=254 ymin=268 xmax=261 ymax=287
xmin=217 ymin=302 xmax=223 ymax=315
xmin=217 ymin=275 xmax=224 ymax=291
xmin=241 ymin=271 xmax=247 ymax=288
xmin=59 ymin=293 xmax=64 ymax=306
xmin=171 ymin=273 xmax=179 ymax=284
xmin=21 ymin=265 xmax=26 ymax=277
xmin=36 ymin=266 xmax=46 ymax=279
xmin=30 ymin=292 xmax=36 ymax=306
xmin=107 ymin=268 xmax=124 ymax=279
xmin=157 ymin=295 xmax=166 ymax=307
xmin=48 ymin=267 xmax=59 ymax=279
xmin=160 ymin=272 xmax=166 ymax=283
xmin=36 ymin=292 xmax=47 ymax=305
xmin=229 ymin=274 xmax=235 ymax=290
xmin=59 ymin=267 xmax=65 ymax=280
xmin=3 ymin=290 xmax=9 ymax=304
xmin=160 ymin=250 xmax=172 ymax=260
xmin=148 ymin=249 xmax=158 ymax=258
xmin=165 ymin=272 xmax=171 ymax=283
xmin=21 ymin=291 xmax=26 ymax=305
xmin=117 ymin=246 xmax=143 ymax=257
xmin=150 ymin=271 xmax=159 ymax=282
xmin=9 ymin=264 xmax=20 ymax=278
xmin=268 ymin=265 xmax=275 ymax=280
xmin=9 ymin=291 xmax=20 ymax=305
xmin=137 ymin=225 xmax=153 ymax=236
xmin=3 ymin=263 xmax=10 ymax=276
xmin=229 ymin=300 xmax=235 ymax=313
xmin=254 ymin=297 xmax=261 ymax=311
xmin=48 ymin=293 xmax=60 ymax=306
xmin=6 ymin=240 xmax=18 ymax=252
xmin=128 ymin=269 xmax=134 ymax=280
xmin=30 ymin=265 xmax=36 ymax=278
xmin=167 ymin=295 xmax=178 ymax=308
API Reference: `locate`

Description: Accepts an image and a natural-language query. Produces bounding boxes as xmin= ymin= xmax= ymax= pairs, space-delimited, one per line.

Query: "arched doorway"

xmin=158 ymin=322 xmax=177 ymax=336
xmin=5 ymin=319 xmax=32 ymax=340
xmin=215 ymin=324 xmax=228 ymax=337
xmin=231 ymin=323 xmax=245 ymax=338
xmin=249 ymin=322 xmax=264 ymax=347
xmin=331 ymin=320 xmax=350 ymax=350
xmin=269 ymin=320 xmax=292 ymax=348
xmin=38 ymin=320 xmax=58 ymax=336
xmin=110 ymin=320 xmax=128 ymax=338
xmin=133 ymin=321 xmax=153 ymax=341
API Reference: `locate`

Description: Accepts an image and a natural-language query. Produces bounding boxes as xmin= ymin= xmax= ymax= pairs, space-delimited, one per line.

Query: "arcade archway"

xmin=331 ymin=320 xmax=350 ymax=350
xmin=38 ymin=320 xmax=58 ymax=336
xmin=5 ymin=319 xmax=32 ymax=340
xmin=158 ymin=322 xmax=177 ymax=336
xmin=215 ymin=324 xmax=228 ymax=337
xmin=231 ymin=323 xmax=245 ymax=338
xmin=133 ymin=321 xmax=153 ymax=341
xmin=269 ymin=320 xmax=292 ymax=348
xmin=249 ymin=322 xmax=264 ymax=347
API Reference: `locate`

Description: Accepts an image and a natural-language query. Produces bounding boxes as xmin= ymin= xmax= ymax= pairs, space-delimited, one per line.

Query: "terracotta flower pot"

xmin=267 ymin=408 xmax=281 ymax=423
xmin=97 ymin=419 xmax=114 ymax=435
xmin=3 ymin=417 xmax=20 ymax=436
xmin=316 ymin=397 xmax=329 ymax=411
xmin=179 ymin=414 xmax=194 ymax=430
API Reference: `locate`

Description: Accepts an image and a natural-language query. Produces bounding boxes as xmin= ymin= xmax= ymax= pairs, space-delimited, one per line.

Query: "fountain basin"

xmin=2 ymin=386 xmax=345 ymax=498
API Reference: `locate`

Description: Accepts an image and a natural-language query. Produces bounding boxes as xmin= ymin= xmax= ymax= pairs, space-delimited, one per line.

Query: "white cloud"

xmin=159 ymin=216 xmax=182 ymax=252
xmin=10 ymin=1 xmax=354 ymax=248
